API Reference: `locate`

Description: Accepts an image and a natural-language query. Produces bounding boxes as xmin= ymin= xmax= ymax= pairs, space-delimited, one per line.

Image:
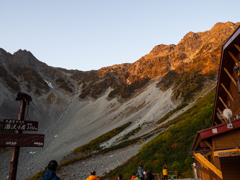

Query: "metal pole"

xmin=193 ymin=162 xmax=199 ymax=180
xmin=8 ymin=93 xmax=30 ymax=180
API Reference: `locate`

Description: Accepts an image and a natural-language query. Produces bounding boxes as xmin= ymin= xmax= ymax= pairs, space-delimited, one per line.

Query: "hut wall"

xmin=212 ymin=129 xmax=240 ymax=149
xmin=220 ymin=156 xmax=240 ymax=180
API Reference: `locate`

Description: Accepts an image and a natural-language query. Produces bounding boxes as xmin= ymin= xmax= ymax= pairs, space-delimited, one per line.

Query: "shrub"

xmin=157 ymin=103 xmax=188 ymax=124
xmin=157 ymin=71 xmax=178 ymax=91
xmin=56 ymin=77 xmax=73 ymax=93
xmin=122 ymin=126 xmax=142 ymax=140
xmin=73 ymin=122 xmax=132 ymax=154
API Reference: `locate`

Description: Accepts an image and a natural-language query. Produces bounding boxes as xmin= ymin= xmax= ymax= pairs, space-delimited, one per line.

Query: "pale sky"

xmin=0 ymin=0 xmax=239 ymax=71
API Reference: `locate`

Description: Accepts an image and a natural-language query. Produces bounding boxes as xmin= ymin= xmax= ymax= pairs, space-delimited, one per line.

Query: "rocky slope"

xmin=0 ymin=21 xmax=239 ymax=179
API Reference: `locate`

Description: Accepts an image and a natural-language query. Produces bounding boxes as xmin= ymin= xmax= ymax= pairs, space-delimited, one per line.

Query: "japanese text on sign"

xmin=3 ymin=119 xmax=38 ymax=131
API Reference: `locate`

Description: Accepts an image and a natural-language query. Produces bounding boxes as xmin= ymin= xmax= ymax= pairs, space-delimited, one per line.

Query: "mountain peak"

xmin=13 ymin=49 xmax=44 ymax=68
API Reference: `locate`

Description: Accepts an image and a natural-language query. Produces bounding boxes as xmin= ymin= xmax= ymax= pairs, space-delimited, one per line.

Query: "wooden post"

xmin=8 ymin=93 xmax=31 ymax=180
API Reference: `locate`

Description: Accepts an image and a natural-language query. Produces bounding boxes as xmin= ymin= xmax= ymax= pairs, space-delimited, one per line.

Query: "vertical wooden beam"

xmin=221 ymin=83 xmax=234 ymax=102
xmin=223 ymin=68 xmax=237 ymax=87
xmin=228 ymin=51 xmax=239 ymax=65
xmin=217 ymin=108 xmax=228 ymax=123
xmin=218 ymin=97 xmax=228 ymax=109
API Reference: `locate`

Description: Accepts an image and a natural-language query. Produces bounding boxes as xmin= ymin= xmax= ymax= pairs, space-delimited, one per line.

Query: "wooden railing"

xmin=153 ymin=171 xmax=178 ymax=179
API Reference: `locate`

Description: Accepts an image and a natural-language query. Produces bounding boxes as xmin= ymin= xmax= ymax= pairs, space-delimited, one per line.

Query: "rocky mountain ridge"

xmin=0 ymin=21 xmax=239 ymax=179
xmin=1 ymin=22 xmax=239 ymax=101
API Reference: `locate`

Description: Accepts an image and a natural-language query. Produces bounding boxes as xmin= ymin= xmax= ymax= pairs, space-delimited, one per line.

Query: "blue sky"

xmin=1 ymin=0 xmax=239 ymax=71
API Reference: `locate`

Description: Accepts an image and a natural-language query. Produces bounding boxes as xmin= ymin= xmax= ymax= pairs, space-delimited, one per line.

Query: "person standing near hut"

xmin=162 ymin=165 xmax=168 ymax=180
xmin=138 ymin=165 xmax=144 ymax=180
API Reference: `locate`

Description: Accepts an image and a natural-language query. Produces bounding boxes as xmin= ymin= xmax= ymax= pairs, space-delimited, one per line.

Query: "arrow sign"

xmin=3 ymin=119 xmax=38 ymax=131
xmin=0 ymin=134 xmax=44 ymax=147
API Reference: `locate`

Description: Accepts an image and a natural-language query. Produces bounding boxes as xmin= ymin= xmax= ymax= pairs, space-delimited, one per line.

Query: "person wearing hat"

xmin=134 ymin=174 xmax=141 ymax=180
xmin=41 ymin=160 xmax=60 ymax=180
xmin=131 ymin=172 xmax=136 ymax=180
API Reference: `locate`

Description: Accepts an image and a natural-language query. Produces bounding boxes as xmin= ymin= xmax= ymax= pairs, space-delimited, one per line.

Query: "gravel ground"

xmin=58 ymin=143 xmax=143 ymax=180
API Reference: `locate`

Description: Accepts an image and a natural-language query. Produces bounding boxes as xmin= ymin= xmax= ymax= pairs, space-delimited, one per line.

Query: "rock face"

xmin=0 ymin=21 xmax=239 ymax=179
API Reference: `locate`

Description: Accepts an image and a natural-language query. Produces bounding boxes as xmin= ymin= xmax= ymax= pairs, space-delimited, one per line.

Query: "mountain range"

xmin=0 ymin=21 xmax=239 ymax=179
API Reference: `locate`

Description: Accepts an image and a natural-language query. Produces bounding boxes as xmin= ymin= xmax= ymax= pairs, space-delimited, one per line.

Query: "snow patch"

xmin=44 ymin=80 xmax=54 ymax=89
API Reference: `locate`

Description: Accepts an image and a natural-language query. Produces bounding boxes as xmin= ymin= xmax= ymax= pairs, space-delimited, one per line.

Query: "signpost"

xmin=0 ymin=92 xmax=45 ymax=180
xmin=0 ymin=134 xmax=44 ymax=147
xmin=3 ymin=119 xmax=38 ymax=131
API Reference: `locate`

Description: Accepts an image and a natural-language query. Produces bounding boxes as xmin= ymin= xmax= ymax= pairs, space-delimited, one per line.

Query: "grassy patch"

xmin=26 ymin=170 xmax=46 ymax=180
xmin=157 ymin=103 xmax=188 ymax=124
xmin=122 ymin=126 xmax=142 ymax=140
xmin=73 ymin=122 xmax=132 ymax=154
xmin=59 ymin=155 xmax=92 ymax=167
xmin=100 ymin=137 xmax=141 ymax=154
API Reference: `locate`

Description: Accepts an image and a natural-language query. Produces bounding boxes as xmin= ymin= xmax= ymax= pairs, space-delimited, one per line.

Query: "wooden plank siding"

xmin=212 ymin=129 xmax=240 ymax=149
xmin=196 ymin=163 xmax=210 ymax=180
xmin=195 ymin=163 xmax=218 ymax=180
xmin=220 ymin=156 xmax=240 ymax=180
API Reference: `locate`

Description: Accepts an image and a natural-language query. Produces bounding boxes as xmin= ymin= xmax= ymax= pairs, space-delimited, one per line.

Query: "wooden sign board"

xmin=0 ymin=134 xmax=44 ymax=147
xmin=218 ymin=151 xmax=240 ymax=157
xmin=3 ymin=119 xmax=38 ymax=131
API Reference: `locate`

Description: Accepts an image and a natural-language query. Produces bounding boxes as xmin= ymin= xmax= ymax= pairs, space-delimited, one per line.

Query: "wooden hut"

xmin=189 ymin=26 xmax=240 ymax=180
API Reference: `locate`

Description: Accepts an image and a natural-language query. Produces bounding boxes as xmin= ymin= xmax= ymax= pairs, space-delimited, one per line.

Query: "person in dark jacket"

xmin=146 ymin=170 xmax=154 ymax=180
xmin=41 ymin=160 xmax=60 ymax=180
xmin=118 ymin=174 xmax=123 ymax=180
xmin=138 ymin=165 xmax=144 ymax=180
